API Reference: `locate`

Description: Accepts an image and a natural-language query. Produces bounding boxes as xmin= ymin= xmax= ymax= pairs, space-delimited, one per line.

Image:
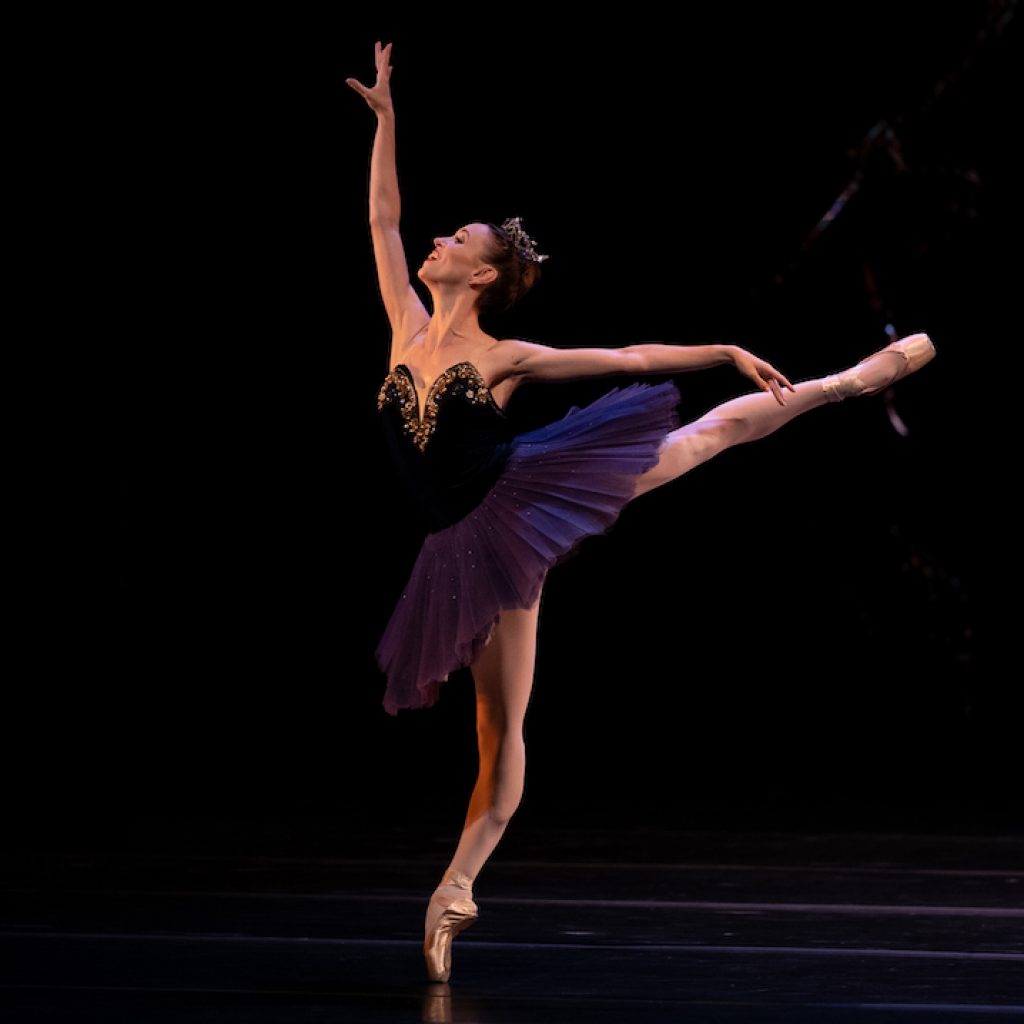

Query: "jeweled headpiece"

xmin=499 ymin=216 xmax=549 ymax=264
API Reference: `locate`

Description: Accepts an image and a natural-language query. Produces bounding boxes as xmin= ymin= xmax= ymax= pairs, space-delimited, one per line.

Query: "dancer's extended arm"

xmin=347 ymin=41 xmax=429 ymax=347
xmin=504 ymin=338 xmax=796 ymax=405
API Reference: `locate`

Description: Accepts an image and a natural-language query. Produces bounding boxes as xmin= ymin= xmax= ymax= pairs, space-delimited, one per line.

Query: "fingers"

xmin=765 ymin=362 xmax=794 ymax=392
xmin=376 ymin=43 xmax=393 ymax=84
xmin=762 ymin=361 xmax=795 ymax=395
xmin=350 ymin=40 xmax=391 ymax=101
xmin=768 ymin=378 xmax=786 ymax=406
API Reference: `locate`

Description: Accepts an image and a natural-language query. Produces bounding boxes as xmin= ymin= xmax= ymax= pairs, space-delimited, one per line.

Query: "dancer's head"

xmin=417 ymin=219 xmax=546 ymax=317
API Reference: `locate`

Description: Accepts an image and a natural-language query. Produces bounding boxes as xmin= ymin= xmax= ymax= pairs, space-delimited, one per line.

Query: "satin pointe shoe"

xmin=423 ymin=867 xmax=478 ymax=983
xmin=821 ymin=332 xmax=936 ymax=402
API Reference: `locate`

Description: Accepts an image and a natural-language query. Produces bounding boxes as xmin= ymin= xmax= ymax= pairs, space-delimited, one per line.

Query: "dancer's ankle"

xmin=822 ymin=350 xmax=908 ymax=403
xmin=438 ymin=866 xmax=475 ymax=892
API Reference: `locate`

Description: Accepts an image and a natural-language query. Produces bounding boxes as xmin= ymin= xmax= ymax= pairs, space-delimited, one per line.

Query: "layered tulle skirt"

xmin=375 ymin=379 xmax=683 ymax=714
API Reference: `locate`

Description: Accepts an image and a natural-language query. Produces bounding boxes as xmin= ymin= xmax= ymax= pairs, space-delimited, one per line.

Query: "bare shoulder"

xmin=497 ymin=337 xmax=565 ymax=378
xmin=499 ymin=337 xmax=545 ymax=351
xmin=485 ymin=338 xmax=533 ymax=410
xmin=497 ymin=337 xmax=551 ymax=369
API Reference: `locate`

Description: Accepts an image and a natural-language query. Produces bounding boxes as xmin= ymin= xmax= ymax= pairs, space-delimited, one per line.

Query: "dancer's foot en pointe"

xmin=423 ymin=866 xmax=478 ymax=982
xmin=820 ymin=332 xmax=936 ymax=402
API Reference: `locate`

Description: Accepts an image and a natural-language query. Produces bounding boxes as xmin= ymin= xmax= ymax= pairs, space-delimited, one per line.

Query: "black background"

xmin=28 ymin=3 xmax=1020 ymax=847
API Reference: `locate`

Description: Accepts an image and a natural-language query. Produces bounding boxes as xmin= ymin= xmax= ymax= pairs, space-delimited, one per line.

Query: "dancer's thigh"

xmin=632 ymin=417 xmax=744 ymax=499
xmin=470 ymin=577 xmax=546 ymax=731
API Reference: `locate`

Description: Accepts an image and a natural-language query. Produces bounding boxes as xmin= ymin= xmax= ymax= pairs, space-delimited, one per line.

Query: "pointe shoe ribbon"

xmin=424 ymin=867 xmax=479 ymax=983
xmin=821 ymin=333 xmax=936 ymax=402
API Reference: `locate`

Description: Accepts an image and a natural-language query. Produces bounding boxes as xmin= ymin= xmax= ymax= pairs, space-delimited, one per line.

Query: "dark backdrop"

xmin=27 ymin=4 xmax=1019 ymax=849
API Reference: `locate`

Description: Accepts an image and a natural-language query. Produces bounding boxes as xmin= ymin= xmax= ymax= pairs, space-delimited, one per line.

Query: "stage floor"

xmin=2 ymin=817 xmax=1022 ymax=1022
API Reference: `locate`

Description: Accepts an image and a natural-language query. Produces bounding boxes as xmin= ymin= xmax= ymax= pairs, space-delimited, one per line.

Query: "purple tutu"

xmin=375 ymin=379 xmax=683 ymax=714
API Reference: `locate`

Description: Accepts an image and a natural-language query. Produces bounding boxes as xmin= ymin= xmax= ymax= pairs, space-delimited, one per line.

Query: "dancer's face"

xmin=418 ymin=222 xmax=497 ymax=292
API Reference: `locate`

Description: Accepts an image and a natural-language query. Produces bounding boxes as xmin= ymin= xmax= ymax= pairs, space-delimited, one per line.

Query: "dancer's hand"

xmin=729 ymin=347 xmax=796 ymax=406
xmin=346 ymin=40 xmax=394 ymax=116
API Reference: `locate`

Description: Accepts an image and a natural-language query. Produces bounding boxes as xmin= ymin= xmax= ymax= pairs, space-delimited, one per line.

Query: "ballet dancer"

xmin=347 ymin=40 xmax=936 ymax=983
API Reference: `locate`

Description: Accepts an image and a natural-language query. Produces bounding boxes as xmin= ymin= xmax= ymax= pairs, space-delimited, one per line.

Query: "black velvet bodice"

xmin=377 ymin=362 xmax=516 ymax=532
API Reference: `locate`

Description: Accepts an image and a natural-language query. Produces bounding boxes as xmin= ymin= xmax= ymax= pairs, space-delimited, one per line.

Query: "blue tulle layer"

xmin=376 ymin=379 xmax=682 ymax=714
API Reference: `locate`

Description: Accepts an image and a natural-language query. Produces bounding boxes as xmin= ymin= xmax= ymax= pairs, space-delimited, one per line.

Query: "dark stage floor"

xmin=2 ymin=815 xmax=1022 ymax=1022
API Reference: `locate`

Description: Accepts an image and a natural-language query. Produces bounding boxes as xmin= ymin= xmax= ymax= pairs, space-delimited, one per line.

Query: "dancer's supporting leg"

xmin=632 ymin=338 xmax=931 ymax=499
xmin=424 ymin=578 xmax=545 ymax=942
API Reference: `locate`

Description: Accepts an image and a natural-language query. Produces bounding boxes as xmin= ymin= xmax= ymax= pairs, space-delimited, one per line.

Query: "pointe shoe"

xmin=821 ymin=333 xmax=936 ymax=402
xmin=423 ymin=867 xmax=478 ymax=983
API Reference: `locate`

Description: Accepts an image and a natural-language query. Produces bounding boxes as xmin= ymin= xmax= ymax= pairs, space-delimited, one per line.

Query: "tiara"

xmin=500 ymin=216 xmax=549 ymax=263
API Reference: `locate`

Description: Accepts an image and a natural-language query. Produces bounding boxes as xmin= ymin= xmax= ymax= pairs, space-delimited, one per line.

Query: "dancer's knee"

xmin=488 ymin=792 xmax=523 ymax=826
xmin=695 ymin=412 xmax=750 ymax=446
xmin=488 ymin=800 xmax=518 ymax=827
xmin=632 ymin=417 xmax=741 ymax=498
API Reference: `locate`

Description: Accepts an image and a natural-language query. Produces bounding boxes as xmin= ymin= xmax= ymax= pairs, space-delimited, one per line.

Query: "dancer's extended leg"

xmin=631 ymin=378 xmax=824 ymax=498
xmin=632 ymin=334 xmax=933 ymax=499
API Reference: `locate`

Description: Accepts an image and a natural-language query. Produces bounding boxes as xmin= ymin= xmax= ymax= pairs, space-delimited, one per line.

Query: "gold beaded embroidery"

xmin=377 ymin=362 xmax=505 ymax=452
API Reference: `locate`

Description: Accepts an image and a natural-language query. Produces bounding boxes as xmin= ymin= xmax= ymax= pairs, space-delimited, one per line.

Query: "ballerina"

xmin=347 ymin=40 xmax=936 ymax=983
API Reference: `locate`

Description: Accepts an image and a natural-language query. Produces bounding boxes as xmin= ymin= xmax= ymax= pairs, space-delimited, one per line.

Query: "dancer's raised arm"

xmin=347 ymin=41 xmax=429 ymax=346
xmin=504 ymin=338 xmax=796 ymax=405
